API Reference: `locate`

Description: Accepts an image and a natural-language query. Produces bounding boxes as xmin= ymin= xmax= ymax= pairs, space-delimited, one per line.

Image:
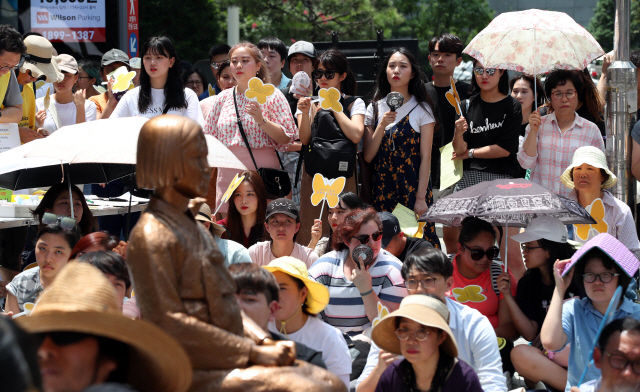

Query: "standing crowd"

xmin=1 ymin=21 xmax=640 ymax=392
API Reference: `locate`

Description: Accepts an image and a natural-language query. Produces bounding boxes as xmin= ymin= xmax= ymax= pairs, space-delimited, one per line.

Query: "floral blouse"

xmin=203 ymin=87 xmax=298 ymax=152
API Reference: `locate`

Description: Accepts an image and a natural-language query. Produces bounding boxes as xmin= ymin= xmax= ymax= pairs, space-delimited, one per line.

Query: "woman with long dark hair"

xmin=216 ymin=170 xmax=268 ymax=248
xmin=510 ymin=74 xmax=545 ymax=138
xmin=111 ymin=36 xmax=203 ymax=124
xmin=363 ymin=47 xmax=439 ymax=248
xmin=296 ymin=48 xmax=365 ymax=246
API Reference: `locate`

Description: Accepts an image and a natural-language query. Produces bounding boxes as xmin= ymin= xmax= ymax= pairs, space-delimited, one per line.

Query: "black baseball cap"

xmin=378 ymin=211 xmax=401 ymax=248
xmin=266 ymin=198 xmax=299 ymax=220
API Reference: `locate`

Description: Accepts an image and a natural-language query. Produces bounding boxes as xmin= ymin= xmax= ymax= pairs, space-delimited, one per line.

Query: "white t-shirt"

xmin=248 ymin=241 xmax=318 ymax=268
xmin=111 ymin=86 xmax=204 ymax=126
xmin=364 ymin=95 xmax=434 ymax=132
xmin=35 ymin=97 xmax=97 ymax=134
xmin=295 ymin=96 xmax=366 ymax=117
xmin=268 ymin=316 xmax=351 ymax=388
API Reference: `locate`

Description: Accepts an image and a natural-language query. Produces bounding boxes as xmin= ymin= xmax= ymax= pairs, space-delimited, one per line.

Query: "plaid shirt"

xmin=517 ymin=112 xmax=604 ymax=197
xmin=6 ymin=267 xmax=43 ymax=312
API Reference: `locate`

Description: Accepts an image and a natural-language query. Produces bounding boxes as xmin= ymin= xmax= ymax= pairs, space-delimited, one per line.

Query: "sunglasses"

xmin=462 ymin=244 xmax=500 ymax=261
xmin=211 ymin=61 xmax=222 ymax=70
xmin=350 ymin=231 xmax=382 ymax=245
xmin=42 ymin=212 xmax=76 ymax=230
xmin=34 ymin=331 xmax=91 ymax=347
xmin=473 ymin=67 xmax=497 ymax=76
xmin=312 ymin=69 xmax=336 ymax=80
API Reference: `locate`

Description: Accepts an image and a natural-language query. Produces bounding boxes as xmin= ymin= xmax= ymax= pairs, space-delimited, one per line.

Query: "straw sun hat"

xmin=263 ymin=257 xmax=330 ymax=315
xmin=561 ymin=146 xmax=617 ymax=190
xmin=371 ymin=295 xmax=458 ymax=358
xmin=21 ymin=35 xmax=63 ymax=83
xmin=16 ymin=263 xmax=192 ymax=392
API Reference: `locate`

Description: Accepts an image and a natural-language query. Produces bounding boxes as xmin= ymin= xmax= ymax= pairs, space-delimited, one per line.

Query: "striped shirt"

xmin=517 ymin=112 xmax=604 ymax=197
xmin=309 ymin=249 xmax=407 ymax=336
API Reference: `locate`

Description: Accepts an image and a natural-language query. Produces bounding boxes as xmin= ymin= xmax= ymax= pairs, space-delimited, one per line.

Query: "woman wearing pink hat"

xmin=562 ymin=146 xmax=640 ymax=258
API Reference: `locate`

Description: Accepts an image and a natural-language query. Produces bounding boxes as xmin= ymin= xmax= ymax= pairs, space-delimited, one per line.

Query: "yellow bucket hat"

xmin=561 ymin=146 xmax=617 ymax=190
xmin=263 ymin=257 xmax=329 ymax=315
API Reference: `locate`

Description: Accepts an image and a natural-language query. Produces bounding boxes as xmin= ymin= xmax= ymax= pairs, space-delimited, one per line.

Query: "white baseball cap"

xmin=511 ymin=216 xmax=568 ymax=243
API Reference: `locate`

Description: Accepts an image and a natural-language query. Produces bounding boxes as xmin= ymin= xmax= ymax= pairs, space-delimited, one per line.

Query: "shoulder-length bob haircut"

xmin=136 ymin=115 xmax=207 ymax=189
xmin=31 ymin=183 xmax=93 ymax=236
xmin=229 ymin=42 xmax=270 ymax=84
xmin=332 ymin=207 xmax=382 ymax=251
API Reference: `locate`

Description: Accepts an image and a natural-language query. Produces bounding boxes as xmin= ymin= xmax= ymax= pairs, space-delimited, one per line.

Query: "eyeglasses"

xmin=312 ymin=69 xmax=336 ymax=80
xmin=605 ymin=352 xmax=640 ymax=375
xmin=42 ymin=212 xmax=77 ymax=230
xmin=395 ymin=327 xmax=430 ymax=341
xmin=350 ymin=231 xmax=382 ymax=245
xmin=211 ymin=61 xmax=223 ymax=70
xmin=186 ymin=80 xmax=203 ymax=86
xmin=34 ymin=331 xmax=91 ymax=347
xmin=583 ymin=272 xmax=620 ymax=283
xmin=405 ymin=276 xmax=442 ymax=291
xmin=0 ymin=62 xmax=21 ymax=72
xmin=521 ymin=244 xmax=543 ymax=252
xmin=473 ymin=67 xmax=497 ymax=76
xmin=551 ymin=90 xmax=577 ymax=100
xmin=462 ymin=244 xmax=500 ymax=261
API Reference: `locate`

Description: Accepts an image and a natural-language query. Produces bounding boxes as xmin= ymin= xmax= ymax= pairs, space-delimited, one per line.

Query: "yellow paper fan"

xmin=372 ymin=301 xmax=390 ymax=328
xmin=318 ymin=87 xmax=343 ymax=112
xmin=574 ymin=198 xmax=608 ymax=241
xmin=245 ymin=77 xmax=276 ymax=104
xmin=43 ymin=87 xmax=51 ymax=111
xmin=221 ymin=174 xmax=245 ymax=203
xmin=310 ymin=173 xmax=346 ymax=207
xmin=112 ymin=71 xmax=137 ymax=93
xmin=452 ymin=285 xmax=487 ymax=303
xmin=35 ymin=80 xmax=47 ymax=90
xmin=444 ymin=76 xmax=462 ymax=116
xmin=208 ymin=84 xmax=216 ymax=96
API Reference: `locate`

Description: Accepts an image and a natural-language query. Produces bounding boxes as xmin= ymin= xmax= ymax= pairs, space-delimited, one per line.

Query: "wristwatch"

xmin=468 ymin=148 xmax=475 ymax=159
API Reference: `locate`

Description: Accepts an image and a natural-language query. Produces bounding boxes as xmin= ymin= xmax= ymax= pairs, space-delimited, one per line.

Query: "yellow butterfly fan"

xmin=310 ymin=173 xmax=347 ymax=220
xmin=214 ymin=174 xmax=246 ymax=216
xmin=444 ymin=76 xmax=462 ymax=116
xmin=371 ymin=301 xmax=390 ymax=328
xmin=112 ymin=71 xmax=137 ymax=93
xmin=452 ymin=285 xmax=487 ymax=303
xmin=245 ymin=77 xmax=276 ymax=104
xmin=208 ymin=84 xmax=216 ymax=96
xmin=574 ymin=198 xmax=608 ymax=241
xmin=318 ymin=87 xmax=343 ymax=112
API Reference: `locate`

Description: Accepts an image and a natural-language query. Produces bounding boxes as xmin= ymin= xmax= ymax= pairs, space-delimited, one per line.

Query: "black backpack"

xmin=303 ymin=96 xmax=359 ymax=179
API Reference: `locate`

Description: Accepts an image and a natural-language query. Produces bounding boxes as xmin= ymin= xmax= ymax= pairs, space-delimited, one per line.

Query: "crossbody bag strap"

xmin=233 ymin=87 xmax=259 ymax=171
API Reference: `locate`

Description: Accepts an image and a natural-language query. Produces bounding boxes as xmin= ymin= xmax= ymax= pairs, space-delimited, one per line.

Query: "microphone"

xmin=352 ymin=244 xmax=374 ymax=269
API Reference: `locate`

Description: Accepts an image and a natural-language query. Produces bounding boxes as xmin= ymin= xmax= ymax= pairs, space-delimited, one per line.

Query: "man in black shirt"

xmin=425 ymin=33 xmax=469 ymax=253
xmin=379 ymin=212 xmax=433 ymax=263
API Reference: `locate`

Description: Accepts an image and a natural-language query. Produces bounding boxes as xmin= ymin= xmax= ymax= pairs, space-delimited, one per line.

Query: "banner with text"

xmin=31 ymin=0 xmax=106 ymax=42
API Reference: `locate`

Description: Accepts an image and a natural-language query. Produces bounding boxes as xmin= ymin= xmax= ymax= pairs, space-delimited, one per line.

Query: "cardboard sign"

xmin=318 ymin=87 xmax=343 ymax=113
xmin=0 ymin=188 xmax=12 ymax=202
xmin=245 ymin=77 xmax=275 ymax=104
xmin=574 ymin=198 xmax=608 ymax=241
xmin=445 ymin=76 xmax=462 ymax=116
xmin=310 ymin=173 xmax=346 ymax=208
xmin=107 ymin=66 xmax=136 ymax=93
xmin=0 ymin=123 xmax=20 ymax=152
xmin=371 ymin=301 xmax=390 ymax=328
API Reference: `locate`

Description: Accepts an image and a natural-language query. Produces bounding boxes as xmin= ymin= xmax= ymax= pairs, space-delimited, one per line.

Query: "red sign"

xmin=127 ymin=0 xmax=139 ymax=57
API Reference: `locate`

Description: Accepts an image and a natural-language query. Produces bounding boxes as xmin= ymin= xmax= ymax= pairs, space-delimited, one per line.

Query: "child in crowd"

xmin=248 ymin=199 xmax=318 ymax=267
xmin=541 ymin=233 xmax=640 ymax=390
xmin=500 ymin=217 xmax=577 ymax=391
xmin=6 ymin=220 xmax=80 ymax=313
xmin=264 ymin=257 xmax=352 ymax=387
xmin=217 ymin=170 xmax=267 ymax=248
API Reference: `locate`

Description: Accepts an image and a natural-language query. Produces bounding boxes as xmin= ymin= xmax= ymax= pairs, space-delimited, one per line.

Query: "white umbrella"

xmin=24 ymin=117 xmax=247 ymax=170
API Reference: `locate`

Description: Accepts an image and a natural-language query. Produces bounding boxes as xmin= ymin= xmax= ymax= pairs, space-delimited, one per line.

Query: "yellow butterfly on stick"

xmin=208 ymin=84 xmax=216 ymax=96
xmin=221 ymin=174 xmax=245 ymax=203
xmin=452 ymin=285 xmax=487 ymax=303
xmin=444 ymin=76 xmax=462 ymax=116
xmin=371 ymin=301 xmax=390 ymax=328
xmin=310 ymin=173 xmax=346 ymax=208
xmin=245 ymin=77 xmax=276 ymax=104
xmin=318 ymin=87 xmax=343 ymax=113
xmin=107 ymin=66 xmax=136 ymax=93
xmin=574 ymin=198 xmax=609 ymax=241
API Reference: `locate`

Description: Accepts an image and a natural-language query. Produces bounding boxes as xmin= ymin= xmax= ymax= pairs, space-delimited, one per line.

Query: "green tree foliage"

xmin=391 ymin=0 xmax=493 ymax=60
xmin=139 ymin=0 xmax=224 ymax=62
xmin=232 ymin=0 xmax=404 ymax=44
xmin=589 ymin=0 xmax=640 ymax=53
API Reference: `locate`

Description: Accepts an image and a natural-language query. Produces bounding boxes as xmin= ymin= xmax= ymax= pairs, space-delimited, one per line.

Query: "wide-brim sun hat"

xmin=21 ymin=35 xmax=63 ymax=83
xmin=561 ymin=146 xmax=617 ymax=190
xmin=561 ymin=233 xmax=639 ymax=278
xmin=511 ymin=216 xmax=568 ymax=243
xmin=16 ymin=263 xmax=192 ymax=392
xmin=371 ymin=295 xmax=458 ymax=358
xmin=263 ymin=256 xmax=329 ymax=315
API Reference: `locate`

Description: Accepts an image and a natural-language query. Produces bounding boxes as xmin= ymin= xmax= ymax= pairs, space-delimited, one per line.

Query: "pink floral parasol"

xmin=463 ymin=9 xmax=604 ymax=75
